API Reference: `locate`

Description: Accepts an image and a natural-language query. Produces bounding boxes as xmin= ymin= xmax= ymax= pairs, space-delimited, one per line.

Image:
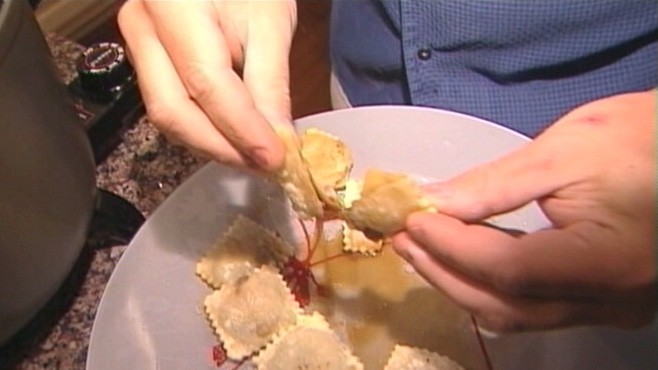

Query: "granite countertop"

xmin=0 ymin=35 xmax=208 ymax=369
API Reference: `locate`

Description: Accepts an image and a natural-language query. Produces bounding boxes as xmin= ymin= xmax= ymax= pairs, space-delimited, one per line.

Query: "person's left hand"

xmin=392 ymin=90 xmax=657 ymax=332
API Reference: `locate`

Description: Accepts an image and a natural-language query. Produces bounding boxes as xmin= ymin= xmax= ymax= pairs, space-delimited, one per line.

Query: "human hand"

xmin=118 ymin=0 xmax=297 ymax=171
xmin=392 ymin=90 xmax=657 ymax=332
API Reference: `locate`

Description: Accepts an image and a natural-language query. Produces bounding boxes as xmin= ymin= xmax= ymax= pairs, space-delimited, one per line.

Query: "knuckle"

xmin=145 ymin=102 xmax=180 ymax=137
xmin=182 ymin=65 xmax=219 ymax=102
xmin=116 ymin=10 xmax=128 ymax=32
xmin=116 ymin=4 xmax=129 ymax=26
xmin=458 ymin=166 xmax=498 ymax=220
xmin=117 ymin=0 xmax=139 ymax=32
xmin=473 ymin=169 xmax=499 ymax=214
xmin=490 ymin=265 xmax=531 ymax=296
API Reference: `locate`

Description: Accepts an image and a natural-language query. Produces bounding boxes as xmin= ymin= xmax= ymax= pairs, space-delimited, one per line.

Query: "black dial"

xmin=76 ymin=42 xmax=134 ymax=98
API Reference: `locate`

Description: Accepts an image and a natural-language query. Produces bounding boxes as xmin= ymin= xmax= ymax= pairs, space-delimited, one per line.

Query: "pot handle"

xmin=88 ymin=189 xmax=145 ymax=248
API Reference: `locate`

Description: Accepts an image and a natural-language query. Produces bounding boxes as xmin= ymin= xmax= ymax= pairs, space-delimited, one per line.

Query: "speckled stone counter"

xmin=0 ymin=35 xmax=207 ymax=369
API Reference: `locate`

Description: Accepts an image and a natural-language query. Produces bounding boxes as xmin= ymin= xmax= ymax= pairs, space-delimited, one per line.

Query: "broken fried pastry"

xmin=275 ymin=127 xmax=435 ymax=238
xmin=274 ymin=126 xmax=324 ymax=220
xmin=343 ymin=169 xmax=436 ymax=238
xmin=300 ymin=128 xmax=353 ymax=214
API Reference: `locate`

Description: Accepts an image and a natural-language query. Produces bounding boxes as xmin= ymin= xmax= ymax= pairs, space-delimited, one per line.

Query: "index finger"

xmin=400 ymin=212 xmax=640 ymax=299
xmin=144 ymin=1 xmax=285 ymax=171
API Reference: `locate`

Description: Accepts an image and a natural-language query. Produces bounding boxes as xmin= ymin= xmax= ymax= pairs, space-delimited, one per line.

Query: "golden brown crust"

xmin=343 ymin=169 xmax=436 ymax=236
xmin=274 ymin=126 xmax=324 ymax=219
xmin=300 ymin=128 xmax=353 ymax=213
xmin=274 ymin=128 xmax=435 ymax=234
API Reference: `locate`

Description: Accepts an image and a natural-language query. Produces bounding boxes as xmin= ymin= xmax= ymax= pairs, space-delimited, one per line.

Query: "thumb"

xmin=242 ymin=1 xmax=296 ymax=129
xmin=424 ymin=140 xmax=567 ymax=221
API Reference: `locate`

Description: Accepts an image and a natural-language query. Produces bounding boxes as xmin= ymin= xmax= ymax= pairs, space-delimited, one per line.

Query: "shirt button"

xmin=417 ymin=48 xmax=432 ymax=60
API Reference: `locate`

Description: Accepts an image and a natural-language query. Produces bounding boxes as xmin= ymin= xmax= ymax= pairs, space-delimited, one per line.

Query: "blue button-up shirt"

xmin=330 ymin=0 xmax=658 ymax=137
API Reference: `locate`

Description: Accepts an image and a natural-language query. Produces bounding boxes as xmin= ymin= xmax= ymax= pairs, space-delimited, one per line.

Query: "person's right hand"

xmin=118 ymin=0 xmax=297 ymax=172
xmin=392 ymin=90 xmax=657 ymax=332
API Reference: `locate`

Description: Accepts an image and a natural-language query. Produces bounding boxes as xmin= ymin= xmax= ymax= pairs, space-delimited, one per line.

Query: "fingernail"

xmin=407 ymin=211 xmax=426 ymax=224
xmin=250 ymin=148 xmax=272 ymax=170
xmin=392 ymin=237 xmax=414 ymax=263
xmin=405 ymin=212 xmax=433 ymax=237
xmin=423 ymin=185 xmax=477 ymax=219
xmin=422 ymin=184 xmax=453 ymax=208
xmin=397 ymin=247 xmax=413 ymax=263
xmin=476 ymin=326 xmax=501 ymax=338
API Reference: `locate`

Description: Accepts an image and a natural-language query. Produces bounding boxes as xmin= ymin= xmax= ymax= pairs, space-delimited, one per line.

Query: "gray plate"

xmin=86 ymin=106 xmax=656 ymax=370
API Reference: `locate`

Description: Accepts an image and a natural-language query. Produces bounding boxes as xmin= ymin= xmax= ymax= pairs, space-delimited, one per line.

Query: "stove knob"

xmin=76 ymin=42 xmax=134 ymax=98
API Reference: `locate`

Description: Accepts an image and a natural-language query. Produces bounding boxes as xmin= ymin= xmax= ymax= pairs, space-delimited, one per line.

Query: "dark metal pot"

xmin=0 ymin=0 xmax=96 ymax=345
